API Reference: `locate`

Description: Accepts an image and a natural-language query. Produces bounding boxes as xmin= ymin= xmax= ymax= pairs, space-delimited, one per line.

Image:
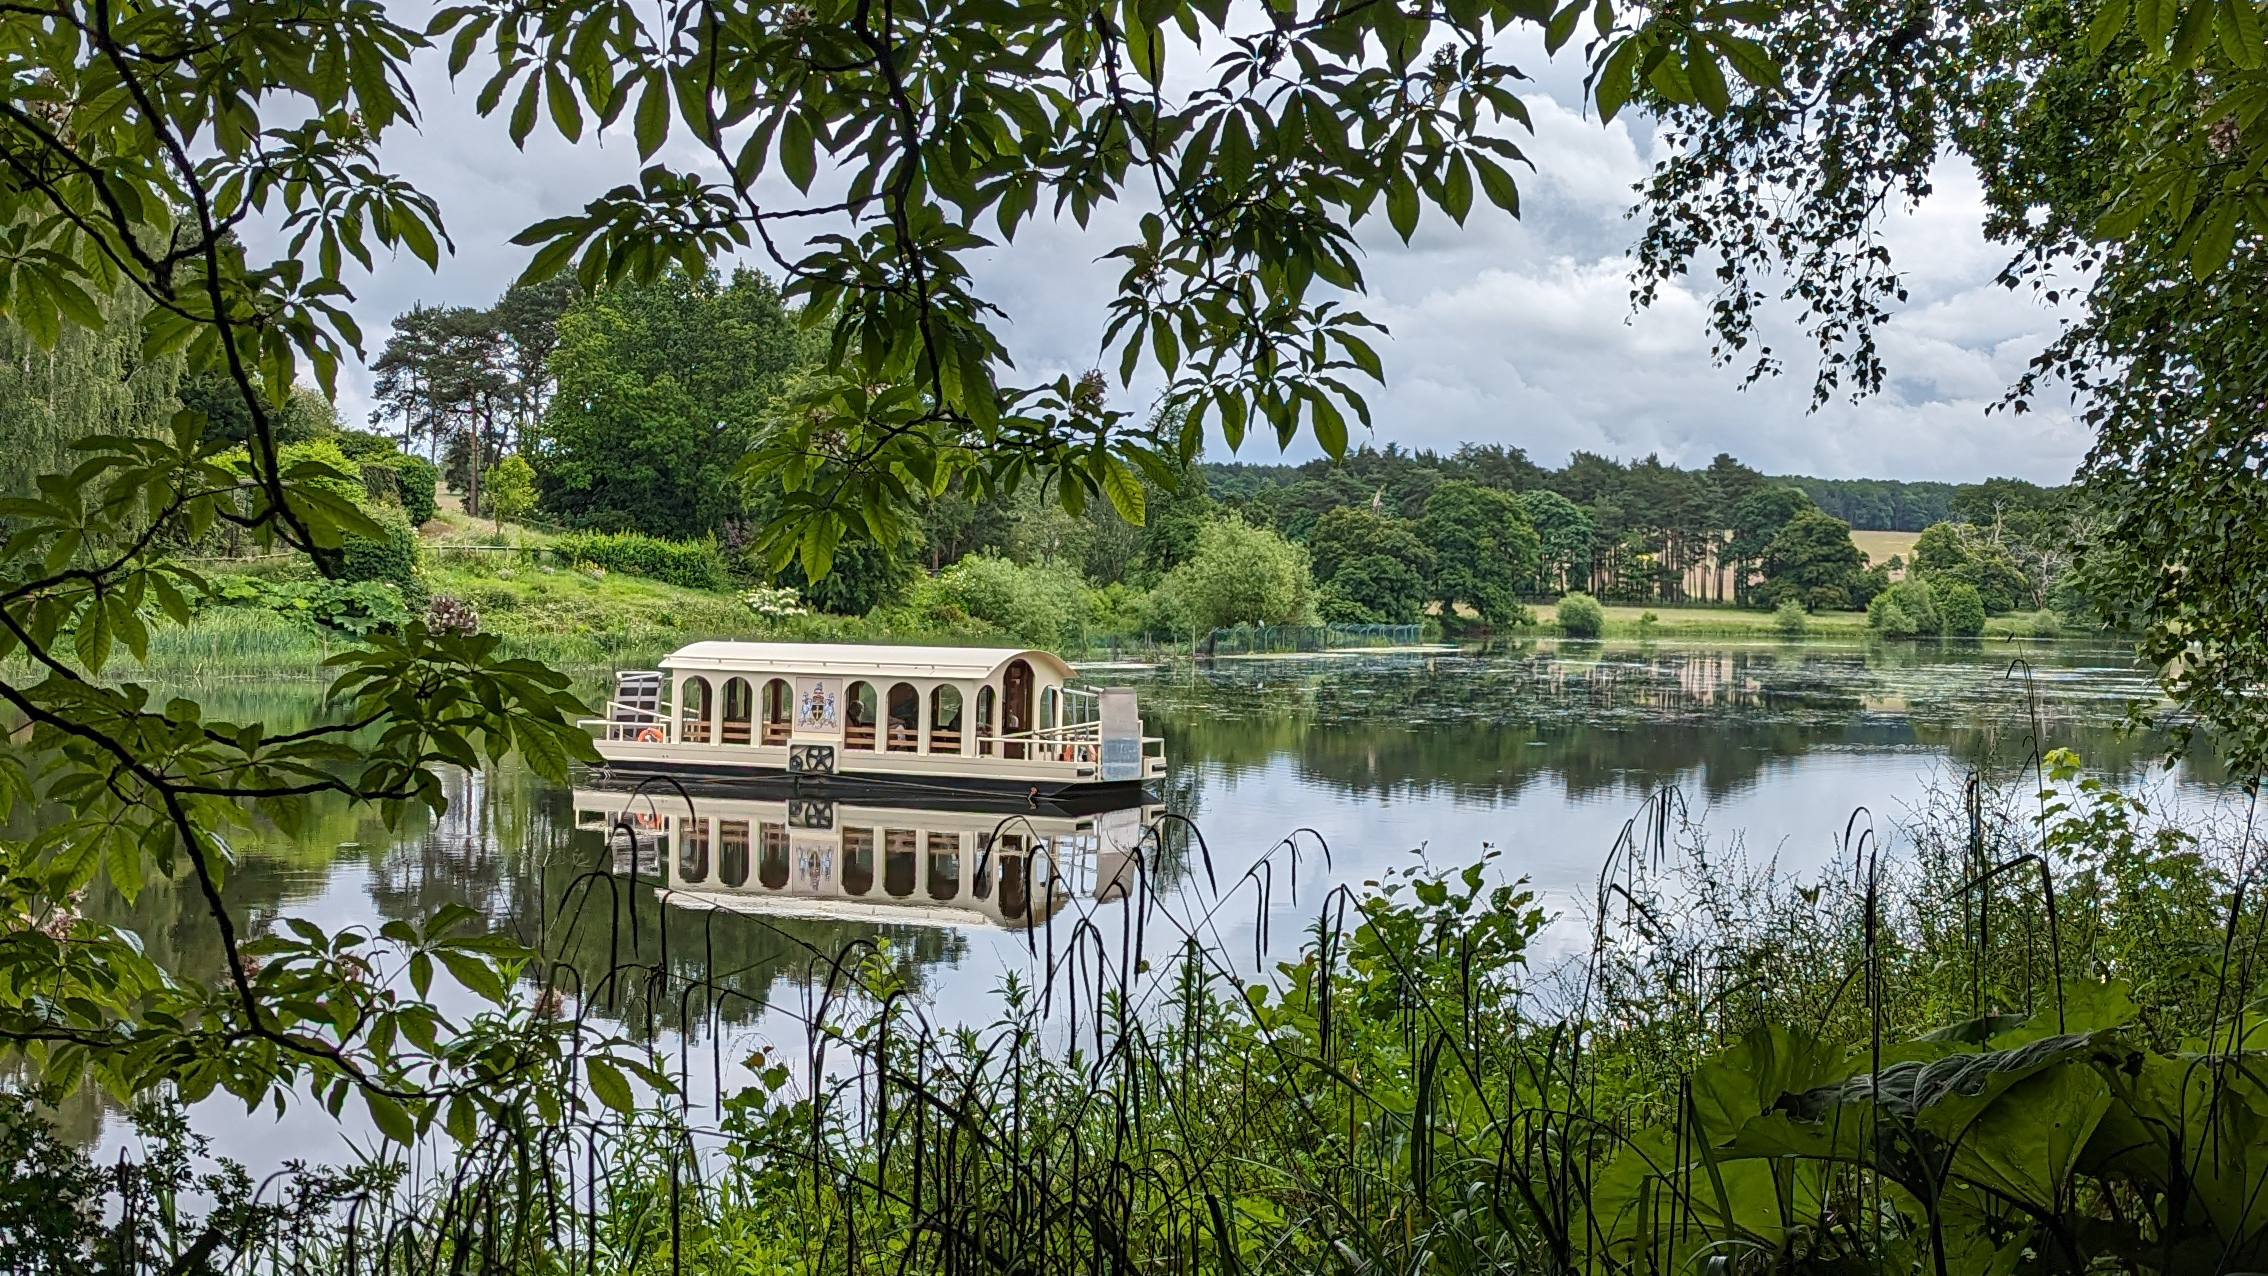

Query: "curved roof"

xmin=658 ymin=641 xmax=1074 ymax=682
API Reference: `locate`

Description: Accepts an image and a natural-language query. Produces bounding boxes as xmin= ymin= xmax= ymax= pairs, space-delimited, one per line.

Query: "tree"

xmin=1912 ymin=522 xmax=2029 ymax=614
xmin=537 ymin=267 xmax=803 ymax=537
xmin=1419 ymin=481 xmax=1540 ymax=624
xmin=1625 ymin=0 xmax=2268 ymax=770
xmin=1761 ymin=510 xmax=1863 ymax=610
xmin=1725 ymin=487 xmax=1817 ymax=606
xmin=483 ymin=455 xmax=538 ymax=531
xmin=1520 ymin=490 xmax=1594 ymax=595
xmin=1307 ymin=507 xmax=1432 ymax=584
xmin=1319 ymin=555 xmax=1430 ymax=624
xmin=1940 ymin=583 xmax=1987 ymax=638
xmin=1166 ymin=519 xmax=1315 ymax=633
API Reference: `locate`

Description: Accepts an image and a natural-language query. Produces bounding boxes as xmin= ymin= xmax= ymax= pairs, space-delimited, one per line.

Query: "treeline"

xmin=347 ymin=269 xmax=2090 ymax=634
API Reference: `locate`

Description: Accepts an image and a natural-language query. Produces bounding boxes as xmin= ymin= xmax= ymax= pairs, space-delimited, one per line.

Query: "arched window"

xmin=761 ymin=678 xmax=792 ymax=745
xmin=842 ymin=827 xmax=874 ymax=896
xmin=679 ymin=818 xmax=710 ymax=884
xmin=971 ymin=834 xmax=993 ymax=900
xmin=975 ymin=686 xmax=996 ymax=757
xmin=1040 ymin=686 xmax=1059 ymax=730
xmin=1002 ymin=659 xmax=1032 ymax=760
xmin=928 ymin=685 xmax=963 ymax=754
xmin=678 ymin=676 xmax=713 ymax=744
xmin=718 ymin=820 xmax=750 ymax=888
xmin=759 ymin=823 xmax=790 ymax=889
xmin=883 ymin=829 xmax=916 ymax=898
xmin=927 ymin=832 xmax=961 ymax=901
xmin=997 ymin=841 xmax=1029 ymax=923
xmin=845 ymin=681 xmax=877 ymax=751
xmin=721 ymin=677 xmax=754 ymax=744
xmin=885 ymin=682 xmax=919 ymax=753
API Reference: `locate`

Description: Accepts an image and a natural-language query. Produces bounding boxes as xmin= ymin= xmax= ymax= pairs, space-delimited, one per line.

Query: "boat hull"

xmin=578 ymin=759 xmax=1155 ymax=814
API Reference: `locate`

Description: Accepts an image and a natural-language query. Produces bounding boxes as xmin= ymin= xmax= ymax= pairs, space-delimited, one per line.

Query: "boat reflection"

xmin=573 ymin=786 xmax=1160 ymax=930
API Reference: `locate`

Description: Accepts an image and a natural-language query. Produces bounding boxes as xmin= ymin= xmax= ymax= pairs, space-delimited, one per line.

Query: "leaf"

xmin=780 ymin=112 xmax=816 ymax=192
xmin=1594 ymin=38 xmax=1641 ymax=123
xmin=365 ymin=1091 xmax=417 ymax=1145
xmin=2088 ymin=0 xmax=2132 ymax=54
xmin=1386 ymin=178 xmax=1419 ymax=242
xmin=1101 ymin=457 xmax=1146 ymax=525
xmin=587 ymin=1057 xmax=636 ymax=1113
xmin=2219 ymin=0 xmax=2266 ymax=67
xmin=2190 ymin=199 xmax=2238 ymax=277
xmin=1126 ymin=17 xmax=1164 ymax=85
xmin=634 ymin=76 xmax=670 ymax=159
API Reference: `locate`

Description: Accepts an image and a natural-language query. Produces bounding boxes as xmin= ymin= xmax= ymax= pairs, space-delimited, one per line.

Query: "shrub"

xmin=1869 ymin=578 xmax=1940 ymax=636
xmin=1868 ymin=594 xmax=1919 ymax=637
xmin=337 ymin=505 xmax=426 ymax=611
xmin=394 ymin=455 xmax=439 ymax=526
xmin=1164 ymin=518 xmax=1315 ymax=632
xmin=1555 ymin=591 xmax=1605 ymax=638
xmin=920 ymin=554 xmax=1093 ymax=647
xmin=551 ymin=531 xmax=730 ymax=591
xmin=2025 ymin=608 xmax=2063 ymax=639
xmin=483 ymin=454 xmax=538 ymax=527
xmin=1773 ymin=599 xmax=1808 ymax=636
xmin=1940 ymin=582 xmax=1987 ymax=636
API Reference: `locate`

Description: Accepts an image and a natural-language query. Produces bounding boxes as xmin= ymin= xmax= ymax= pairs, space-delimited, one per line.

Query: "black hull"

xmin=575 ymin=763 xmax=1156 ymax=817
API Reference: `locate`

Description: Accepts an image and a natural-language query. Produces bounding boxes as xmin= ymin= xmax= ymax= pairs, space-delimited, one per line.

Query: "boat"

xmin=581 ymin=642 xmax=1167 ymax=798
xmin=575 ymin=785 xmax=1160 ymax=930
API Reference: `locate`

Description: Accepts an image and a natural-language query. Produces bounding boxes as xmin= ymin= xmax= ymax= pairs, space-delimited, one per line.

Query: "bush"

xmin=1555 ymin=592 xmax=1605 ymax=638
xmin=2025 ymin=608 xmax=2063 ymax=639
xmin=1940 ymin=581 xmax=1987 ymax=636
xmin=918 ymin=554 xmax=1093 ymax=647
xmin=551 ymin=531 xmax=731 ymax=591
xmin=1868 ymin=594 xmax=1920 ymax=637
xmin=1773 ymin=599 xmax=1808 ymax=636
xmin=337 ymin=505 xmax=426 ymax=611
xmin=1164 ymin=518 xmax=1315 ymax=633
xmin=394 ymin=454 xmax=439 ymax=526
xmin=1869 ymin=578 xmax=1941 ymax=637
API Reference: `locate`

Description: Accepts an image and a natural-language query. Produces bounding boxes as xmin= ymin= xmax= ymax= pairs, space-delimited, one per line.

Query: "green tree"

xmin=1725 ymin=487 xmax=1817 ymax=606
xmin=1419 ymin=481 xmax=1540 ymax=624
xmin=1166 ymin=519 xmax=1315 ymax=633
xmin=537 ymin=267 xmax=803 ymax=537
xmin=1318 ymin=555 xmax=1430 ymax=624
xmin=1940 ymin=582 xmax=1987 ymax=637
xmin=1912 ymin=521 xmax=2030 ymax=614
xmin=483 ymin=454 xmax=538 ymax=530
xmin=1519 ymin=489 xmax=1594 ymax=594
xmin=1761 ymin=509 xmax=1863 ymax=610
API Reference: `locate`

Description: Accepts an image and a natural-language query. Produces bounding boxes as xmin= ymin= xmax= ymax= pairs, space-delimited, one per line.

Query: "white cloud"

xmin=331 ymin=48 xmax=2088 ymax=483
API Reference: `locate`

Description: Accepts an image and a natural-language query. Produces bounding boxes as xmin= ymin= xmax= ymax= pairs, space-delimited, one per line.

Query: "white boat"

xmin=576 ymin=787 xmax=1159 ymax=930
xmin=581 ymin=642 xmax=1167 ymax=798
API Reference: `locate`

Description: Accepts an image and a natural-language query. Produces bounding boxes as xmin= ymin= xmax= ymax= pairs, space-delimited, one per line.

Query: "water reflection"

xmin=572 ymin=785 xmax=1160 ymax=931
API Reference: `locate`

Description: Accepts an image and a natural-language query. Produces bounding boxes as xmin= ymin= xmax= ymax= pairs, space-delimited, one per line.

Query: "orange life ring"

xmin=635 ymin=727 xmax=664 ymax=744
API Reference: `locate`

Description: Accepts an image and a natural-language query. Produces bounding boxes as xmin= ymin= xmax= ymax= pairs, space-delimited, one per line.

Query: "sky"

xmin=329 ymin=37 xmax=2093 ymax=485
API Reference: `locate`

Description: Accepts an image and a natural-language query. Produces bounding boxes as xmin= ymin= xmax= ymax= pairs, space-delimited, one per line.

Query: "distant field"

xmin=1853 ymin=529 xmax=1920 ymax=569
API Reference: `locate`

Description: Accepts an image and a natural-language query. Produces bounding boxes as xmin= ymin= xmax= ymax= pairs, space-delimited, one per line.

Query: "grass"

xmin=1540 ymin=600 xmax=2072 ymax=642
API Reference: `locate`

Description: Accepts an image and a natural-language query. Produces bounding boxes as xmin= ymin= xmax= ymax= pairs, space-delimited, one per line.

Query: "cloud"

xmin=332 ymin=50 xmax=2087 ymax=483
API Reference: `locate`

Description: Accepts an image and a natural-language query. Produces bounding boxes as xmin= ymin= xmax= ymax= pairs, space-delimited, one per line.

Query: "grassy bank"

xmin=1545 ymin=601 xmax=2067 ymax=641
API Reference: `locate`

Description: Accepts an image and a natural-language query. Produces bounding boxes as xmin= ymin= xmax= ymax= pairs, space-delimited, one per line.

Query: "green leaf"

xmin=2088 ymin=0 xmax=2132 ymax=54
xmin=1386 ymin=178 xmax=1419 ymax=241
xmin=1100 ymin=457 xmax=1146 ymax=525
xmin=781 ymin=113 xmax=816 ymax=192
xmin=1594 ymin=38 xmax=1640 ymax=123
xmin=2219 ymin=0 xmax=2265 ymax=67
xmin=587 ymin=1057 xmax=636 ymax=1113
xmin=1126 ymin=17 xmax=1164 ymax=84
xmin=365 ymin=1091 xmax=417 ymax=1145
xmin=634 ymin=76 xmax=670 ymax=159
xmin=2191 ymin=199 xmax=2238 ymax=277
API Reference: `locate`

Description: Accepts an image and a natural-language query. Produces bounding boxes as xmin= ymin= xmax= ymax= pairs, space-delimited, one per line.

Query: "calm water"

xmin=64 ymin=636 xmax=2231 ymax=1160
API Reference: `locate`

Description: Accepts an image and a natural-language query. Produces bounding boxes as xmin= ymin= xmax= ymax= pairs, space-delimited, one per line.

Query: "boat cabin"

xmin=576 ymin=788 xmax=1157 ymax=929
xmin=584 ymin=643 xmax=1165 ymax=795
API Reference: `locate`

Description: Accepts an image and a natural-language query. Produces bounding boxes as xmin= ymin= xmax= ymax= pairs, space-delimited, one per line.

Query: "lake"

xmin=64 ymin=635 xmax=2226 ymax=1161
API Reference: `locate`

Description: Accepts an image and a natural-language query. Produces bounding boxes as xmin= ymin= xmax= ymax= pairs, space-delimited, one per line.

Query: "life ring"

xmin=635 ymin=727 xmax=664 ymax=744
